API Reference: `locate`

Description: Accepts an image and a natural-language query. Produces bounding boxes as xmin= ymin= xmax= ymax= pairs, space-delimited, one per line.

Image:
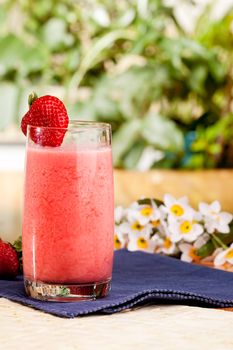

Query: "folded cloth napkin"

xmin=1 ymin=250 xmax=233 ymax=318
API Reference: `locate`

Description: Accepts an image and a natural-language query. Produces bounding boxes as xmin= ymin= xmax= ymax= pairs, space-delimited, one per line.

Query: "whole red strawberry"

xmin=0 ymin=239 xmax=19 ymax=279
xmin=21 ymin=93 xmax=69 ymax=147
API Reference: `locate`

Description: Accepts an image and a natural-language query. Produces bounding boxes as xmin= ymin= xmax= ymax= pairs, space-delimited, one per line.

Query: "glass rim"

xmin=27 ymin=120 xmax=111 ymax=132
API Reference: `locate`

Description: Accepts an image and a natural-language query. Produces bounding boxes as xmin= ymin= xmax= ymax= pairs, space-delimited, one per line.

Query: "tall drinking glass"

xmin=22 ymin=121 xmax=114 ymax=301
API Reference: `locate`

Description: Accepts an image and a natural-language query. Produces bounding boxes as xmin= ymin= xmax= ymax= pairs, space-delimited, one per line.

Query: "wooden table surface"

xmin=0 ymin=299 xmax=233 ymax=350
xmin=1 ymin=170 xmax=233 ymax=349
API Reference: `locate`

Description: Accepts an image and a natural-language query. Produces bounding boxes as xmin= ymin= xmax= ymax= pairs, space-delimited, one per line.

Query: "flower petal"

xmin=214 ymin=250 xmax=226 ymax=266
xmin=137 ymin=215 xmax=151 ymax=226
xmin=182 ymin=232 xmax=198 ymax=243
xmin=114 ymin=206 xmax=125 ymax=224
xmin=219 ymin=212 xmax=233 ymax=224
xmin=210 ymin=200 xmax=221 ymax=213
xmin=217 ymin=224 xmax=230 ymax=234
xmin=164 ymin=194 xmax=175 ymax=207
xmin=199 ymin=202 xmax=209 ymax=215
xmin=119 ymin=222 xmax=131 ymax=234
xmin=193 ymin=224 xmax=204 ymax=236
xmin=204 ymin=221 xmax=215 ymax=234
xmin=181 ymin=252 xmax=193 ymax=263
xmin=179 ymin=243 xmax=192 ymax=253
xmin=226 ymin=257 xmax=233 ymax=264
xmin=194 ymin=211 xmax=202 ymax=222
xmin=170 ymin=232 xmax=182 ymax=243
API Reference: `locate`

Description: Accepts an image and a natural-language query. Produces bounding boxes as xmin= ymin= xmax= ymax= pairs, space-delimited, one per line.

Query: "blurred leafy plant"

xmin=0 ymin=0 xmax=233 ymax=169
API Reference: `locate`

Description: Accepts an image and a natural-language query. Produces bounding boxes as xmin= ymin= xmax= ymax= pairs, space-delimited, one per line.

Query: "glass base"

xmin=24 ymin=278 xmax=111 ymax=302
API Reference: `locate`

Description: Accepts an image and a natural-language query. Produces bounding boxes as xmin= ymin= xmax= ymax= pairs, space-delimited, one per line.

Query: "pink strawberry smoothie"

xmin=23 ymin=144 xmax=114 ymax=284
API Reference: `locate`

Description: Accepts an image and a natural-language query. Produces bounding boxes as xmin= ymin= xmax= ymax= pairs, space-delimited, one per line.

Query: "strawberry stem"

xmin=13 ymin=236 xmax=23 ymax=273
xmin=28 ymin=92 xmax=38 ymax=107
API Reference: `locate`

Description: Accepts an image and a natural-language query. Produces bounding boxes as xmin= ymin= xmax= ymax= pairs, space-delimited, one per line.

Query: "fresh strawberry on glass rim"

xmin=21 ymin=93 xmax=69 ymax=147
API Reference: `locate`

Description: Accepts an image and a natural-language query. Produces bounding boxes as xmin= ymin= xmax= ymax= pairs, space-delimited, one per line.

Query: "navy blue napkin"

xmin=1 ymin=250 xmax=233 ymax=318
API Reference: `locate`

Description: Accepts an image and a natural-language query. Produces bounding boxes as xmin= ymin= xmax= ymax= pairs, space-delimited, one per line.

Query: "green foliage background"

xmin=0 ymin=0 xmax=233 ymax=169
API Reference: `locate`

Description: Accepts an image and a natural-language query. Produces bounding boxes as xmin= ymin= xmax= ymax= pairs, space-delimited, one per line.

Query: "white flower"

xmin=159 ymin=237 xmax=177 ymax=255
xmin=169 ymin=217 xmax=204 ymax=243
xmin=126 ymin=201 xmax=143 ymax=224
xmin=114 ymin=215 xmax=131 ymax=249
xmin=120 ymin=209 xmax=153 ymax=241
xmin=114 ymin=232 xmax=126 ymax=250
xmin=150 ymin=201 xmax=166 ymax=229
xmin=179 ymin=243 xmax=201 ymax=263
xmin=162 ymin=194 xmax=194 ymax=220
xmin=122 ymin=220 xmax=146 ymax=235
xmin=154 ymin=222 xmax=177 ymax=255
xmin=114 ymin=206 xmax=125 ymax=224
xmin=156 ymin=217 xmax=173 ymax=237
xmin=214 ymin=243 xmax=233 ymax=266
xmin=115 ymin=221 xmax=130 ymax=234
xmin=127 ymin=230 xmax=156 ymax=253
xmin=126 ymin=200 xmax=162 ymax=226
xmin=199 ymin=201 xmax=233 ymax=234
xmin=179 ymin=234 xmax=210 ymax=263
xmin=114 ymin=222 xmax=129 ymax=250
